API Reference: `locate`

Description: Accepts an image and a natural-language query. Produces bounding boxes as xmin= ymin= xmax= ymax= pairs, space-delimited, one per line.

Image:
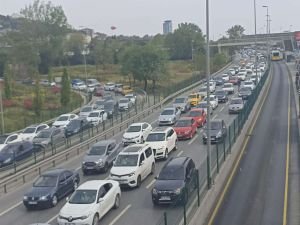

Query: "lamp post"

xmin=254 ymin=0 xmax=258 ymax=84
xmin=205 ymin=0 xmax=212 ymax=189
xmin=262 ymin=5 xmax=270 ymax=60
xmin=82 ymin=48 xmax=88 ymax=95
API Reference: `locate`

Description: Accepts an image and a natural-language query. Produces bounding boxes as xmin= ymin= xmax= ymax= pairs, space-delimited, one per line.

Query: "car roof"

xmin=121 ymin=144 xmax=146 ymax=153
xmin=129 ymin=122 xmax=144 ymax=126
xmin=190 ymin=108 xmax=204 ymax=112
xmin=165 ymin=157 xmax=191 ymax=167
xmin=177 ymin=117 xmax=192 ymax=121
xmin=42 ymin=168 xmax=67 ymax=176
xmin=163 ymin=107 xmax=175 ymax=111
xmin=59 ymin=113 xmax=74 ymax=117
xmin=77 ymin=180 xmax=108 ymax=190
xmin=152 ymin=127 xmax=171 ymax=133
xmin=93 ymin=139 xmax=115 ymax=146
xmin=231 ymin=97 xmax=243 ymax=100
xmin=211 ymin=119 xmax=223 ymax=123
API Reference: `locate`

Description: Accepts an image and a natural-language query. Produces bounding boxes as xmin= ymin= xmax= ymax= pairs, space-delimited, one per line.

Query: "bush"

xmin=23 ymin=99 xmax=33 ymax=110
xmin=3 ymin=99 xmax=16 ymax=108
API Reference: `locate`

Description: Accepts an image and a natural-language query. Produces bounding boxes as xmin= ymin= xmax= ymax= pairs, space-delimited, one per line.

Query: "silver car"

xmin=172 ymin=96 xmax=191 ymax=113
xmin=158 ymin=107 xmax=181 ymax=126
xmin=228 ymin=97 xmax=244 ymax=114
xmin=32 ymin=127 xmax=65 ymax=149
xmin=118 ymin=98 xmax=132 ymax=111
xmin=81 ymin=139 xmax=120 ymax=174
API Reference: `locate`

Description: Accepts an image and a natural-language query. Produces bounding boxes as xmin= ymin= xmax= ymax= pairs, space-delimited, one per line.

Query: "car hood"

xmin=159 ymin=115 xmax=174 ymax=121
xmin=79 ymin=112 xmax=90 ymax=117
xmin=33 ymin=137 xmax=50 ymax=144
xmin=173 ymin=103 xmax=185 ymax=108
xmin=0 ymin=144 xmax=6 ymax=151
xmin=83 ymin=154 xmax=106 ymax=162
xmin=18 ymin=133 xmax=34 ymax=141
xmin=25 ymin=186 xmax=56 ymax=198
xmin=60 ymin=203 xmax=94 ymax=217
xmin=0 ymin=153 xmax=12 ymax=162
xmin=216 ymin=94 xmax=226 ymax=99
xmin=52 ymin=121 xmax=68 ymax=127
xmin=174 ymin=127 xmax=192 ymax=133
xmin=145 ymin=141 xmax=166 ymax=149
xmin=203 ymin=129 xmax=221 ymax=136
xmin=86 ymin=117 xmax=99 ymax=122
xmin=123 ymin=132 xmax=141 ymax=139
xmin=229 ymin=103 xmax=244 ymax=109
xmin=110 ymin=166 xmax=137 ymax=176
xmin=154 ymin=179 xmax=184 ymax=191
xmin=239 ymin=91 xmax=251 ymax=96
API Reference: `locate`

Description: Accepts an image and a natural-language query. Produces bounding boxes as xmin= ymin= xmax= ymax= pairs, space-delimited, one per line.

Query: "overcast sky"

xmin=1 ymin=0 xmax=299 ymax=39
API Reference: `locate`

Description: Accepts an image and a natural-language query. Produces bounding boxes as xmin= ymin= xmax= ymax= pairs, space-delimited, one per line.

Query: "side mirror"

xmin=139 ymin=161 xmax=144 ymax=166
xmin=97 ymin=198 xmax=104 ymax=203
xmin=154 ymin=176 xmax=158 ymax=179
xmin=66 ymin=197 xmax=69 ymax=202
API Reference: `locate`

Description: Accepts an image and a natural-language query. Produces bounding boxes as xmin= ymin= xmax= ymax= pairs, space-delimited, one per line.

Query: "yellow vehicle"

xmin=188 ymin=93 xmax=201 ymax=106
xmin=271 ymin=50 xmax=283 ymax=61
xmin=122 ymin=85 xmax=134 ymax=95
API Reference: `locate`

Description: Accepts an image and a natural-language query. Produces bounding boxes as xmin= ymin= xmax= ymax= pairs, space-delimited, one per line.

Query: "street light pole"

xmin=82 ymin=49 xmax=88 ymax=95
xmin=205 ymin=0 xmax=212 ymax=189
xmin=0 ymin=87 xmax=4 ymax=134
xmin=262 ymin=5 xmax=270 ymax=59
xmin=254 ymin=0 xmax=258 ymax=84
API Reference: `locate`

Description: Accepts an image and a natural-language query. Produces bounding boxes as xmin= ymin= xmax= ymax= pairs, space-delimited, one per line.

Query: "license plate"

xmin=28 ymin=201 xmax=37 ymax=205
xmin=160 ymin=196 xmax=171 ymax=201
xmin=86 ymin=167 xmax=94 ymax=170
xmin=65 ymin=223 xmax=75 ymax=225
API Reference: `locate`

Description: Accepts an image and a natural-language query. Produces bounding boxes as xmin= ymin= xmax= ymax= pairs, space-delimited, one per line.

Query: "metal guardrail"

xmin=0 ymin=62 xmax=232 ymax=196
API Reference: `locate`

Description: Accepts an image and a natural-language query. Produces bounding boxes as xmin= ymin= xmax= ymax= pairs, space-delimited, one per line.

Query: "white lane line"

xmin=146 ymin=179 xmax=156 ymax=189
xmin=75 ymin=166 xmax=81 ymax=171
xmin=176 ymin=150 xmax=183 ymax=157
xmin=220 ymin=106 xmax=225 ymax=112
xmin=0 ymin=201 xmax=22 ymax=217
xmin=188 ymin=134 xmax=198 ymax=145
xmin=150 ymin=119 xmax=157 ymax=125
xmin=46 ymin=213 xmax=59 ymax=224
xmin=212 ymin=115 xmax=218 ymax=120
xmin=108 ymin=204 xmax=132 ymax=225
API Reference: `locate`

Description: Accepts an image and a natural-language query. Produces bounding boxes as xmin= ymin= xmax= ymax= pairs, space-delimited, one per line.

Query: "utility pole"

xmin=254 ymin=0 xmax=258 ymax=84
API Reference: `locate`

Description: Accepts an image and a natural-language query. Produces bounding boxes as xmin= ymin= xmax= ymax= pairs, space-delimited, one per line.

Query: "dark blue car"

xmin=23 ymin=168 xmax=80 ymax=209
xmin=0 ymin=141 xmax=34 ymax=167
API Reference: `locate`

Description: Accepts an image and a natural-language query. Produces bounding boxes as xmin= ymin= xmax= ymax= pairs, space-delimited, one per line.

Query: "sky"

xmin=1 ymin=0 xmax=299 ymax=39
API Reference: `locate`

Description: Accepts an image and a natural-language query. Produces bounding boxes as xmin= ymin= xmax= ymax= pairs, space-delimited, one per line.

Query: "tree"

xmin=212 ymin=53 xmax=228 ymax=70
xmin=3 ymin=64 xmax=12 ymax=99
xmin=226 ymin=25 xmax=245 ymax=39
xmin=60 ymin=68 xmax=71 ymax=106
xmin=33 ymin=79 xmax=43 ymax=117
xmin=64 ymin=33 xmax=85 ymax=65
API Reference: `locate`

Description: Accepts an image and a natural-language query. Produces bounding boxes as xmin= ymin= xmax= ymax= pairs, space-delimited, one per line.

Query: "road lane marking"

xmin=283 ymin=74 xmax=291 ymax=225
xmin=146 ymin=179 xmax=156 ymax=189
xmin=220 ymin=106 xmax=225 ymax=112
xmin=188 ymin=134 xmax=199 ymax=145
xmin=177 ymin=150 xmax=183 ymax=157
xmin=108 ymin=204 xmax=132 ymax=225
xmin=0 ymin=201 xmax=22 ymax=217
xmin=150 ymin=119 xmax=158 ymax=125
xmin=212 ymin=115 xmax=217 ymax=120
xmin=46 ymin=213 xmax=59 ymax=224
xmin=207 ymin=69 xmax=273 ymax=225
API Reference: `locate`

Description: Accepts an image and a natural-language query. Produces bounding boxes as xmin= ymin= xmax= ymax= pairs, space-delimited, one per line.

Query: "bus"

xmin=271 ymin=50 xmax=283 ymax=61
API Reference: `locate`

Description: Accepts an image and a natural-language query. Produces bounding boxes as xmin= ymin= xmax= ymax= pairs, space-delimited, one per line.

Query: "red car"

xmin=173 ymin=117 xmax=197 ymax=140
xmin=186 ymin=108 xmax=206 ymax=127
xmin=94 ymin=86 xmax=105 ymax=96
xmin=229 ymin=76 xmax=239 ymax=85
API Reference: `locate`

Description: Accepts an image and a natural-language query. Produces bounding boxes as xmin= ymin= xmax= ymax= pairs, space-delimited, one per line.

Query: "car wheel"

xmin=51 ymin=194 xmax=58 ymax=207
xmin=73 ymin=181 xmax=79 ymax=191
xmin=113 ymin=194 xmax=120 ymax=209
xmin=136 ymin=175 xmax=142 ymax=188
xmin=164 ymin=149 xmax=168 ymax=160
xmin=150 ymin=163 xmax=155 ymax=175
xmin=141 ymin=137 xmax=144 ymax=143
xmin=92 ymin=214 xmax=99 ymax=225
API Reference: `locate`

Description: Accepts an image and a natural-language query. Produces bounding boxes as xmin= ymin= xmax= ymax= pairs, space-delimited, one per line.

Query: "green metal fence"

xmin=155 ymin=62 xmax=270 ymax=225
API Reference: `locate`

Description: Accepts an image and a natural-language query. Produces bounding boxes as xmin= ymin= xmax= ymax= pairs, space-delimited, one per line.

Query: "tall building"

xmin=163 ymin=20 xmax=172 ymax=35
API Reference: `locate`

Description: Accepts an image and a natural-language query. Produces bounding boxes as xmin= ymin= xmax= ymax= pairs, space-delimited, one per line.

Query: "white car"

xmin=109 ymin=144 xmax=155 ymax=188
xmin=0 ymin=133 xmax=19 ymax=152
xmin=52 ymin=114 xmax=78 ymax=128
xmin=79 ymin=106 xmax=94 ymax=117
xmin=243 ymin=80 xmax=255 ymax=90
xmin=158 ymin=107 xmax=181 ymax=126
xmin=197 ymin=101 xmax=213 ymax=115
xmin=125 ymin=93 xmax=137 ymax=105
xmin=145 ymin=127 xmax=177 ymax=160
xmin=17 ymin=124 xmax=49 ymax=142
xmin=104 ymin=82 xmax=115 ymax=91
xmin=222 ymin=83 xmax=234 ymax=94
xmin=228 ymin=69 xmax=236 ymax=75
xmin=203 ymin=95 xmax=218 ymax=110
xmin=73 ymin=82 xmax=87 ymax=91
xmin=198 ymin=87 xmax=207 ymax=97
xmin=237 ymin=71 xmax=246 ymax=81
xmin=57 ymin=180 xmax=121 ymax=225
xmin=122 ymin=122 xmax=152 ymax=146
xmin=221 ymin=74 xmax=230 ymax=82
xmin=86 ymin=110 xmax=108 ymax=126
xmin=209 ymin=81 xmax=216 ymax=93
xmin=229 ymin=97 xmax=244 ymax=114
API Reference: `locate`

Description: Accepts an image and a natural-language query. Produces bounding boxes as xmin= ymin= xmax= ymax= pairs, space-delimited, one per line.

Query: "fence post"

xmin=183 ymin=192 xmax=187 ymax=225
xmin=216 ymin=143 xmax=219 ymax=173
xmin=164 ymin=212 xmax=167 ymax=225
xmin=228 ymin=127 xmax=231 ymax=154
xmin=197 ymin=170 xmax=200 ymax=207
xmin=223 ymin=139 xmax=226 ymax=161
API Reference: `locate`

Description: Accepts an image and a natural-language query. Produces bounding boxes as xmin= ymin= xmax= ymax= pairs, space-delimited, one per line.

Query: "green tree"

xmin=3 ymin=64 xmax=12 ymax=99
xmin=226 ymin=25 xmax=245 ymax=39
xmin=33 ymin=79 xmax=43 ymax=117
xmin=60 ymin=68 xmax=70 ymax=106
xmin=212 ymin=53 xmax=228 ymax=70
xmin=47 ymin=67 xmax=53 ymax=83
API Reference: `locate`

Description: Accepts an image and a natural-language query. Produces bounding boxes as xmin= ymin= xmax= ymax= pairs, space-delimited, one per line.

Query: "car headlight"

xmin=23 ymin=196 xmax=28 ymax=200
xmin=40 ymin=195 xmax=49 ymax=200
xmin=174 ymin=188 xmax=181 ymax=195
xmin=203 ymin=133 xmax=208 ymax=138
xmin=80 ymin=215 xmax=89 ymax=220
xmin=58 ymin=215 xmax=64 ymax=219
xmin=4 ymin=158 xmax=12 ymax=164
xmin=152 ymin=188 xmax=158 ymax=195
xmin=157 ymin=146 xmax=164 ymax=150
xmin=128 ymin=172 xmax=135 ymax=177
xmin=184 ymin=130 xmax=191 ymax=134
xmin=216 ymin=131 xmax=222 ymax=138
xmin=96 ymin=159 xmax=103 ymax=165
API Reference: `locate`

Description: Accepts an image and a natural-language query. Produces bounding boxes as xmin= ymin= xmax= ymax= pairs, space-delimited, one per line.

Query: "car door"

xmin=144 ymin=147 xmax=154 ymax=175
xmin=63 ymin=170 xmax=75 ymax=195
xmin=222 ymin=121 xmax=227 ymax=137
xmin=191 ymin=119 xmax=197 ymax=134
xmin=97 ymin=185 xmax=110 ymax=218
xmin=106 ymin=143 xmax=114 ymax=165
xmin=166 ymin=129 xmax=174 ymax=151
xmin=142 ymin=123 xmax=151 ymax=139
xmin=138 ymin=153 xmax=147 ymax=180
xmin=57 ymin=173 xmax=67 ymax=199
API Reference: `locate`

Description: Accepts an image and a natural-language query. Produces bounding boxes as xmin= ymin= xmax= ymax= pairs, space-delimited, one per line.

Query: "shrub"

xmin=23 ymin=99 xmax=33 ymax=110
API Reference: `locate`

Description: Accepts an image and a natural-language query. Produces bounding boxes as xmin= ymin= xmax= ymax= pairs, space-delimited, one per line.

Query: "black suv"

xmin=202 ymin=119 xmax=227 ymax=144
xmin=152 ymin=157 xmax=197 ymax=205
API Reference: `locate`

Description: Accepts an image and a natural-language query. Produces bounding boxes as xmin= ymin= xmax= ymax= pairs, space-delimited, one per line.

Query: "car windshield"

xmin=245 ymin=82 xmax=253 ymax=85
xmin=224 ymin=84 xmax=232 ymax=88
xmin=174 ymin=98 xmax=185 ymax=103
xmin=210 ymin=122 xmax=222 ymax=130
xmin=198 ymin=103 xmax=208 ymax=108
xmin=189 ymin=94 xmax=197 ymax=99
xmin=199 ymin=87 xmax=206 ymax=92
xmin=104 ymin=96 xmax=113 ymax=101
xmin=127 ymin=125 xmax=141 ymax=132
xmin=36 ymin=130 xmax=51 ymax=138
xmin=231 ymin=99 xmax=243 ymax=104
xmin=95 ymin=100 xmax=105 ymax=106
xmin=104 ymin=103 xmax=114 ymax=110
xmin=174 ymin=120 xmax=191 ymax=127
xmin=215 ymin=91 xmax=225 ymax=95
xmin=158 ymin=166 xmax=184 ymax=180
xmin=0 ymin=136 xmax=8 ymax=144
xmin=88 ymin=145 xmax=107 ymax=155
xmin=33 ymin=175 xmax=58 ymax=187
xmin=146 ymin=133 xmax=165 ymax=142
xmin=69 ymin=190 xmax=97 ymax=204
xmin=114 ymin=154 xmax=139 ymax=167
xmin=67 ymin=120 xmax=81 ymax=129
xmin=240 ymin=87 xmax=251 ymax=92
xmin=81 ymin=107 xmax=92 ymax=112
xmin=188 ymin=111 xmax=202 ymax=117
xmin=161 ymin=109 xmax=174 ymax=115
xmin=88 ymin=112 xmax=99 ymax=117
xmin=23 ymin=127 xmax=36 ymax=134
xmin=120 ymin=99 xmax=128 ymax=103
xmin=56 ymin=116 xmax=68 ymax=121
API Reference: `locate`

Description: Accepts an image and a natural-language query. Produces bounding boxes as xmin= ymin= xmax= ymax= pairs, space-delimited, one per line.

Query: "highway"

xmin=208 ymin=62 xmax=299 ymax=225
xmin=0 ymin=67 xmax=245 ymax=225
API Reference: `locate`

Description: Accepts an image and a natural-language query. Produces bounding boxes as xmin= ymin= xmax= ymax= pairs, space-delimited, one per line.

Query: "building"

xmin=163 ymin=20 xmax=172 ymax=35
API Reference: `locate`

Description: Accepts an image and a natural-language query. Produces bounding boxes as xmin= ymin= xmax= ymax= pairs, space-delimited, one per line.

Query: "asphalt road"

xmin=211 ymin=61 xmax=298 ymax=225
xmin=0 ymin=56 xmax=250 ymax=225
